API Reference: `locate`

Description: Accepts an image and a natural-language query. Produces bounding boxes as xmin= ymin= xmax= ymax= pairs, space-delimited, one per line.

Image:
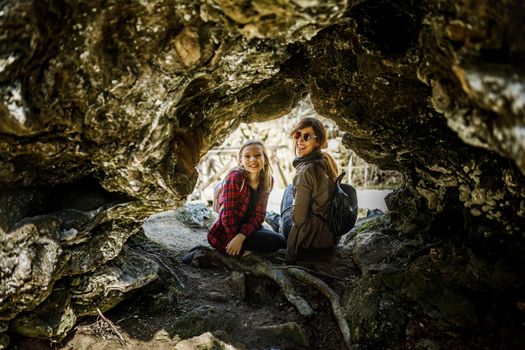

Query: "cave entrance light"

xmin=192 ymin=98 xmax=402 ymax=213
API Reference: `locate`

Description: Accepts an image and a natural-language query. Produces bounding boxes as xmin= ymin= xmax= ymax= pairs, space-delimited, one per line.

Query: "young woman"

xmin=280 ymin=117 xmax=339 ymax=263
xmin=208 ymin=140 xmax=285 ymax=256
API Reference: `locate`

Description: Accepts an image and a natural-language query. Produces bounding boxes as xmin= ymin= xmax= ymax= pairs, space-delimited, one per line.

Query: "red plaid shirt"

xmin=207 ymin=169 xmax=272 ymax=252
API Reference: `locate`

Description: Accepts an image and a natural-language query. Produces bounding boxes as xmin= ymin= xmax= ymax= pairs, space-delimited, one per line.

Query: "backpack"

xmin=212 ymin=176 xmax=246 ymax=213
xmin=212 ymin=180 xmax=224 ymax=213
xmin=318 ymin=171 xmax=358 ymax=238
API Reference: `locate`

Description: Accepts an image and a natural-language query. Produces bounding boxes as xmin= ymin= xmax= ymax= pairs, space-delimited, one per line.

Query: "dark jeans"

xmin=243 ymin=227 xmax=285 ymax=253
xmin=280 ymin=184 xmax=294 ymax=242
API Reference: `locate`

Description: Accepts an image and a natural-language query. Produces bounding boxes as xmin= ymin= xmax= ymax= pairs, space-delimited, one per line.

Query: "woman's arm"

xmin=291 ymin=169 xmax=313 ymax=226
xmin=286 ymin=169 xmax=314 ymax=263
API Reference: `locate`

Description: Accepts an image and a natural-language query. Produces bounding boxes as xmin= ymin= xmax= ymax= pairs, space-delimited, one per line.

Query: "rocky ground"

xmin=8 ymin=206 xmax=358 ymax=350
xmin=6 ymin=202 xmax=525 ymax=350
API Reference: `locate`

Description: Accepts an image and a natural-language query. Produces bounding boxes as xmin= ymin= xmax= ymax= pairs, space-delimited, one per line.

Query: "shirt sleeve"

xmin=219 ymin=171 xmax=244 ymax=239
xmin=239 ymin=177 xmax=273 ymax=237
xmin=291 ymin=168 xmax=313 ymax=226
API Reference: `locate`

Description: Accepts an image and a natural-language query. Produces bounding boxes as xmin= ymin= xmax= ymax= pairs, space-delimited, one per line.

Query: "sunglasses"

xmin=293 ymin=131 xmax=318 ymax=142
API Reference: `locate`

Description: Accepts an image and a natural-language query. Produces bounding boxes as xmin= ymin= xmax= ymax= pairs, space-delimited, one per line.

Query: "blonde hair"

xmin=291 ymin=117 xmax=338 ymax=181
xmin=237 ymin=140 xmax=273 ymax=193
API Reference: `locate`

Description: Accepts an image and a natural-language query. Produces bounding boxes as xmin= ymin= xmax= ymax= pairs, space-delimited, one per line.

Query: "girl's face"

xmin=294 ymin=126 xmax=318 ymax=157
xmin=240 ymin=144 xmax=265 ymax=176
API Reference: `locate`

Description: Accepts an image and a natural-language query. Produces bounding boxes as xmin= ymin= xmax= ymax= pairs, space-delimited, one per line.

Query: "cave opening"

xmin=188 ymin=96 xmax=403 ymax=220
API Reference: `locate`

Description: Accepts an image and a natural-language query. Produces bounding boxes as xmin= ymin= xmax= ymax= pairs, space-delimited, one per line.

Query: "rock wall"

xmin=1 ymin=0 xmax=524 ymax=348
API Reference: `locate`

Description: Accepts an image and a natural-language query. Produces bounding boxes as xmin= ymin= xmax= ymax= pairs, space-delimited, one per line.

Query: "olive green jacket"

xmin=286 ymin=159 xmax=334 ymax=259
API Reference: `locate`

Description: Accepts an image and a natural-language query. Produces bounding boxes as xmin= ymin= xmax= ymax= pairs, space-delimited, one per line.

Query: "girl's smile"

xmin=240 ymin=144 xmax=265 ymax=176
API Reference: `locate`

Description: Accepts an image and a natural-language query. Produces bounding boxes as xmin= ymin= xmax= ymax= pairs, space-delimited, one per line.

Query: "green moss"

xmin=355 ymin=214 xmax=390 ymax=234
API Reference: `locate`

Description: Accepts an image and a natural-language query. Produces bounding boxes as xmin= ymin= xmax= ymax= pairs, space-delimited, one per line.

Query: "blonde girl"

xmin=208 ymin=140 xmax=285 ymax=255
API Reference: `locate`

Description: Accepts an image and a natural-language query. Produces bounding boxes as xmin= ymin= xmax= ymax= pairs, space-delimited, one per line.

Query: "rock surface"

xmin=1 ymin=0 xmax=525 ymax=348
xmin=344 ymin=213 xmax=525 ymax=348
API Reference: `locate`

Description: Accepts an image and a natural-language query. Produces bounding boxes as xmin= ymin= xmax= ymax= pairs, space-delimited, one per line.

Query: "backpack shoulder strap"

xmin=335 ymin=171 xmax=346 ymax=185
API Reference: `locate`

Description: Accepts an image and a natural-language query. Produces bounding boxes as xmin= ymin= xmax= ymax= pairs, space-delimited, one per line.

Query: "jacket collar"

xmin=293 ymin=148 xmax=323 ymax=169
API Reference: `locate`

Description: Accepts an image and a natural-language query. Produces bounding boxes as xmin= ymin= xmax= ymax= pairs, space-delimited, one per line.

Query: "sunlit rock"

xmin=70 ymin=245 xmax=160 ymax=317
xmin=0 ymin=181 xmax=139 ymax=336
xmin=174 ymin=202 xmax=216 ymax=229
